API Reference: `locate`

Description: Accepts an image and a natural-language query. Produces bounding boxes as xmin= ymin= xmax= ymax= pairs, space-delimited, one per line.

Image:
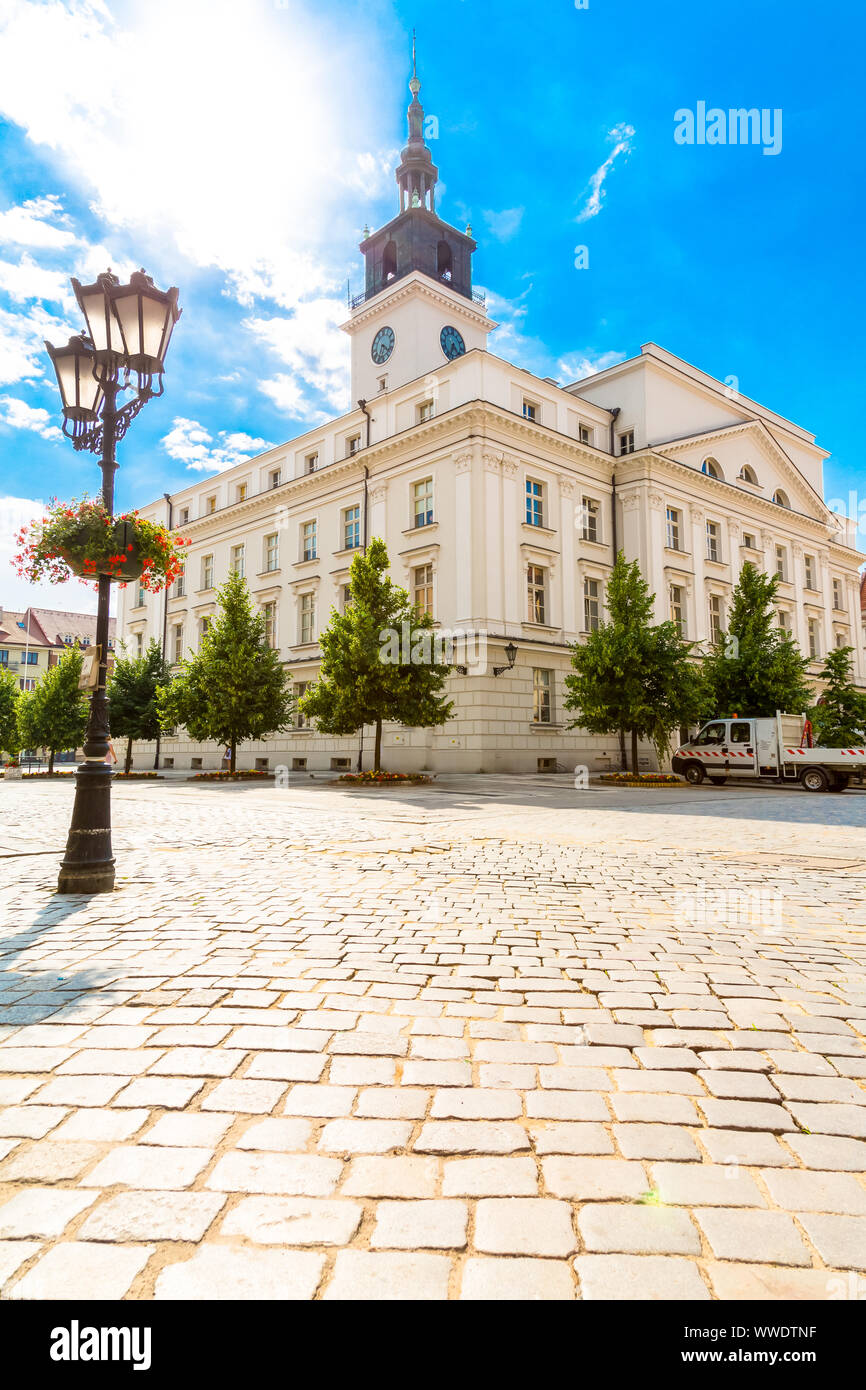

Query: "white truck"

xmin=671 ymin=713 xmax=866 ymax=793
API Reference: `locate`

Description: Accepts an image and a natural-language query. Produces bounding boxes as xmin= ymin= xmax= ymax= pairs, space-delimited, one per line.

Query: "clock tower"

xmin=343 ymin=48 xmax=495 ymax=402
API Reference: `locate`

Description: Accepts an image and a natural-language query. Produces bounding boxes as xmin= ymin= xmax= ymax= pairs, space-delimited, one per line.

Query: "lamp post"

xmin=45 ymin=269 xmax=181 ymax=894
xmin=493 ymin=641 xmax=518 ymax=677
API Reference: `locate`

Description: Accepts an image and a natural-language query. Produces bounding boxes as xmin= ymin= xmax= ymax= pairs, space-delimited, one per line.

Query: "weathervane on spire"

xmin=410 ymin=28 xmax=420 ymax=96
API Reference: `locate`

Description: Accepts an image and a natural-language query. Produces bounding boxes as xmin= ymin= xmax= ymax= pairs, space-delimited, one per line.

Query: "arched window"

xmin=382 ymin=240 xmax=397 ymax=283
xmin=701 ymin=457 xmax=722 ymax=480
xmin=738 ymin=465 xmax=758 ymax=485
xmin=437 ymin=240 xmax=453 ymax=281
xmin=773 ymin=489 xmax=790 ymax=508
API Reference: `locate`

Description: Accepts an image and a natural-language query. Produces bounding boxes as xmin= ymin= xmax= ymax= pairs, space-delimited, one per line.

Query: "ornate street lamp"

xmin=45 ymin=268 xmax=181 ymax=894
xmin=493 ymin=641 xmax=518 ymax=677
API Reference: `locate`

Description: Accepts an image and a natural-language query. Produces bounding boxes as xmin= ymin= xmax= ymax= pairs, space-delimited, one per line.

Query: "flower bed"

xmin=114 ymin=772 xmax=161 ymax=779
xmin=337 ymin=771 xmax=433 ymax=785
xmin=190 ymin=770 xmax=273 ymax=781
xmin=14 ymin=496 xmax=190 ymax=593
xmin=599 ymin=772 xmax=683 ymax=787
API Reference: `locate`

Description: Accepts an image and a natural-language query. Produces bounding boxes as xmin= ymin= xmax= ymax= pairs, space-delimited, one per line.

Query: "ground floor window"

xmin=532 ymin=667 xmax=552 ymax=723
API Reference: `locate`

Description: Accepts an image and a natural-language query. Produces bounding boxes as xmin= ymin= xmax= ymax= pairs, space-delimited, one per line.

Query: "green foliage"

xmin=564 ymin=552 xmax=706 ymax=771
xmin=16 ymin=647 xmax=88 ymax=773
xmin=108 ymin=639 xmax=170 ymax=772
xmin=701 ymin=563 xmax=811 ymax=717
xmin=299 ymin=538 xmax=453 ymax=771
xmin=157 ymin=571 xmax=293 ymax=771
xmin=808 ymin=646 xmax=866 ymax=746
xmin=0 ymin=667 xmax=20 ymax=759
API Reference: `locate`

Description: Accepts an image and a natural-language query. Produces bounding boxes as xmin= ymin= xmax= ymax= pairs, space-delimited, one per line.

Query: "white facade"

xmin=118 ymin=78 xmax=865 ymax=775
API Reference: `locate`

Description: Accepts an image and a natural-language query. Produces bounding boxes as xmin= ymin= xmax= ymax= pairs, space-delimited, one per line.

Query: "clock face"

xmin=371 ymin=326 xmax=395 ymax=365
xmin=440 ymin=325 xmax=466 ymax=361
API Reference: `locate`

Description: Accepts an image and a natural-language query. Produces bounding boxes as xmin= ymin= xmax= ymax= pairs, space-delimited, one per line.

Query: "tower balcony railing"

xmin=349 ymin=277 xmax=486 ymax=311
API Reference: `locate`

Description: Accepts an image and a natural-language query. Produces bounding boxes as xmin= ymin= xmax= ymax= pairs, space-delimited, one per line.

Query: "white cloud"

xmin=0 ymin=493 xmax=101 ymax=614
xmin=0 ymin=394 xmax=63 ymax=440
xmin=0 ymin=195 xmax=76 ymax=250
xmin=482 ymin=207 xmax=524 ymax=242
xmin=558 ymin=350 xmax=628 ymax=382
xmin=0 ymin=253 xmax=71 ymax=305
xmin=245 ymin=299 xmax=351 ymax=416
xmin=161 ymin=417 xmax=273 ymax=473
xmin=576 ymin=124 xmax=635 ymax=223
xmin=0 ymin=303 xmax=73 ymax=386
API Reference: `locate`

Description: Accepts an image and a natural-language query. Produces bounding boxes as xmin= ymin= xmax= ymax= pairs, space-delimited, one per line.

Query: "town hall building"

xmin=119 ymin=65 xmax=866 ymax=774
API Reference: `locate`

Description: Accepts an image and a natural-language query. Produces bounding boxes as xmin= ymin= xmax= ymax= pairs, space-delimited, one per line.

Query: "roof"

xmin=0 ymin=606 xmax=115 ymax=648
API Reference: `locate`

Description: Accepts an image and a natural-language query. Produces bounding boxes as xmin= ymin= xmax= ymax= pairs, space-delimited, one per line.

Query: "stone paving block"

xmin=0 ymin=1241 xmax=42 ymax=1289
xmin=0 ymin=1106 xmax=68 ymax=1139
xmin=236 ymin=1118 xmax=313 ymax=1151
xmin=329 ymin=1057 xmax=396 ymax=1086
xmin=83 ymin=1145 xmax=211 ymax=1190
xmin=142 ymin=1113 xmax=233 ymax=1147
xmin=575 ymin=1254 xmax=710 ymax=1300
xmin=33 ymin=1075 xmax=128 ymax=1107
xmin=795 ymin=1215 xmax=866 ymax=1271
xmin=530 ymin=1123 xmax=613 ymax=1156
xmin=784 ymin=1103 xmax=866 ymax=1138
xmin=614 ymin=1124 xmax=701 ymax=1161
xmin=355 ymin=1088 xmax=429 ymax=1119
xmin=371 ymin=1199 xmax=468 ymax=1250
xmin=319 ymin=1118 xmax=412 ymax=1155
xmin=201 ymin=1079 xmax=286 ymax=1114
xmin=578 ymin=1203 xmax=701 ymax=1255
xmin=650 ymin=1163 xmax=766 ymax=1207
xmin=0 ymin=1048 xmax=72 ymax=1073
xmin=57 ymin=1049 xmax=164 ymax=1075
xmin=699 ymin=1070 xmax=778 ymax=1100
xmin=54 ymin=1109 xmax=150 ymax=1143
xmin=245 ymin=1053 xmax=327 ymax=1082
xmin=282 ymin=1084 xmax=356 ymax=1117
xmin=460 ymin=1257 xmax=575 ymax=1300
xmin=0 ymin=1141 xmax=103 ymax=1183
xmin=766 ymin=1051 xmax=834 ymax=1075
xmin=526 ymin=1091 xmax=609 ymax=1121
xmin=475 ymin=1198 xmax=575 ymax=1257
xmin=8 ymin=1242 xmax=153 ymax=1300
xmin=633 ymin=1047 xmax=702 ymax=1071
xmin=771 ymin=1074 xmax=864 ymax=1104
xmin=221 ymin=1195 xmax=362 ymax=1246
xmin=542 ymin=1156 xmax=648 ymax=1201
xmin=341 ymin=1156 xmax=439 ymax=1198
xmin=538 ymin=1067 xmax=609 ymax=1091
xmin=697 ymin=1051 xmax=770 ymax=1071
xmin=402 ymin=1061 xmax=472 ymax=1087
xmin=156 ymin=1246 xmax=324 ymax=1300
xmin=328 ymin=1032 xmax=408 ymax=1057
xmin=148 ymin=1048 xmax=246 ymax=1077
xmin=442 ymin=1156 xmax=538 ymax=1197
xmin=696 ymin=1208 xmax=811 ymax=1266
xmin=78 ymin=1191 xmax=226 ymax=1243
xmin=0 ymin=1079 xmax=40 ymax=1104
xmin=323 ymin=1250 xmax=451 ymax=1300
xmin=430 ymin=1090 xmax=521 ymax=1120
xmin=699 ymin=1129 xmax=792 ymax=1167
xmin=113 ymin=1077 xmax=204 ymax=1109
xmin=414 ymin=1121 xmax=530 ymax=1155
xmin=697 ymin=1099 xmax=797 ymax=1132
xmin=206 ymin=1151 xmax=342 ymax=1196
xmin=706 ymin=1262 xmax=852 ymax=1300
xmin=610 ymin=1094 xmax=698 ymax=1125
xmin=0 ymin=1187 xmax=98 ymax=1239
xmin=612 ymin=1069 xmax=704 ymax=1095
xmin=760 ymin=1169 xmax=866 ymax=1215
xmin=782 ymin=1134 xmax=866 ymax=1171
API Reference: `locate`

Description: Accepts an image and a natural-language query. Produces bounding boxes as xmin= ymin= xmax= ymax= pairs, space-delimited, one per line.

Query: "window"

xmin=417 ymin=399 xmax=435 ymax=423
xmin=231 ymin=544 xmax=245 ymax=578
xmin=525 ymin=478 xmax=544 ymax=527
xmin=301 ymin=521 xmax=317 ymax=562
xmin=775 ymin=545 xmax=787 ymax=581
xmin=135 ymin=580 xmax=146 ymax=607
xmin=708 ymin=594 xmax=723 ymax=643
xmin=532 ymin=669 xmax=552 ymax=724
xmin=706 ymin=520 xmax=720 ymax=562
xmin=135 ymin=632 xmax=144 ymax=657
xmin=236 ymin=483 xmax=247 ymax=503
xmin=743 ymin=532 xmax=756 ymax=549
xmin=666 ymin=506 xmax=681 ymax=551
xmin=172 ymin=624 xmax=183 ymax=665
xmin=0 ymin=651 xmax=7 ymax=665
xmin=199 ymin=616 xmax=211 ymax=647
xmin=584 ymin=577 xmax=601 ymax=632
xmin=343 ymin=505 xmax=361 ymax=550
xmin=346 ymin=434 xmax=361 ymax=457
xmin=19 ymin=677 xmax=35 ymax=691
xmin=581 ymin=496 xmax=600 ymax=543
xmin=262 ymin=601 xmax=277 ymax=648
xmin=729 ymin=721 xmax=752 ymax=744
xmin=836 ymin=632 xmax=847 ymax=649
xmin=618 ymin=429 xmax=635 ymax=456
xmin=201 ymin=553 xmax=214 ymax=590
xmin=270 ymin=468 xmax=282 ymax=489
xmin=377 ymin=376 xmax=388 ymax=393
xmin=340 ymin=583 xmax=352 ymax=613
xmin=305 ymin=452 xmax=318 ymax=474
xmin=24 ymin=650 xmax=38 ymax=665
xmin=173 ymin=567 xmax=186 ymax=598
xmin=833 ymin=578 xmax=843 ymax=610
xmin=773 ymin=490 xmax=790 ymax=508
xmin=804 ymin=554 xmax=816 ymax=589
xmin=694 ymin=721 xmax=725 ymax=746
xmin=178 ymin=507 xmax=189 ymax=525
xmin=293 ymin=682 xmax=310 ymax=729
xmin=265 ymin=532 xmax=280 ymax=571
xmin=299 ymin=593 xmax=316 ymax=645
xmin=701 ymin=457 xmax=722 ymax=480
xmin=413 ymin=563 xmax=434 ymax=617
xmin=522 ymin=399 xmax=538 ymax=422
xmin=579 ymin=423 xmax=592 ymax=445
xmin=808 ymin=618 xmax=820 ymax=659
xmin=778 ymin=609 xmax=792 ymax=634
xmin=414 ymin=477 xmax=434 ymax=528
xmin=206 ymin=495 xmax=217 ymax=514
xmin=527 ymin=564 xmax=547 ymax=624
xmin=670 ymin=584 xmax=686 ymax=636
xmin=738 ymin=465 xmax=758 ymax=484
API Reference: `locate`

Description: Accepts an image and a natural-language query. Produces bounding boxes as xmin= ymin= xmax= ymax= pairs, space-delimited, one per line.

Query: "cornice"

xmin=342 ymin=273 xmax=495 ymax=334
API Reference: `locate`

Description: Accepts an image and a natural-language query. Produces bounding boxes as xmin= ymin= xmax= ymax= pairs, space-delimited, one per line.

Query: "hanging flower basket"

xmin=14 ymin=496 xmax=190 ymax=594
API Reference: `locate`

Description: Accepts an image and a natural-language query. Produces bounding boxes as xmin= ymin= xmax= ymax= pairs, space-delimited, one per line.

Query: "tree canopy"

xmin=17 ymin=647 xmax=88 ymax=773
xmin=108 ymin=638 xmax=170 ymax=772
xmin=702 ymin=563 xmax=812 ymax=717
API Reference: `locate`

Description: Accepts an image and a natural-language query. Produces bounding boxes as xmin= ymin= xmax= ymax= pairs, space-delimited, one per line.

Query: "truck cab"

xmin=672 ymin=718 xmax=775 ymax=784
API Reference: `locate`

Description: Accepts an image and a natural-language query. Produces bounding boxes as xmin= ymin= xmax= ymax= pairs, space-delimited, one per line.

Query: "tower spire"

xmin=397 ymin=35 xmax=437 ymax=211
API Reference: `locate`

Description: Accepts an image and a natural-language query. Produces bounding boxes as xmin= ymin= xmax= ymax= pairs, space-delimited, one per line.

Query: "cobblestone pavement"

xmin=0 ymin=776 xmax=864 ymax=1301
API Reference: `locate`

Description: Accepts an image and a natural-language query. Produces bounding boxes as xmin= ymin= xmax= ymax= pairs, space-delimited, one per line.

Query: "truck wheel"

xmin=708 ymin=777 xmax=727 ymax=786
xmin=829 ymin=774 xmax=850 ymax=792
xmin=801 ymin=767 xmax=830 ymax=793
xmin=684 ymin=764 xmax=705 ymax=785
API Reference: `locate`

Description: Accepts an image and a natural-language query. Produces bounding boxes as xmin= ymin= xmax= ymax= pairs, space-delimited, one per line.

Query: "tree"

xmin=564 ymin=552 xmax=706 ymax=772
xmin=108 ymin=639 xmax=170 ymax=773
xmin=809 ymin=646 xmax=866 ymax=746
xmin=0 ymin=667 xmax=20 ymax=760
xmin=17 ymin=647 xmax=88 ymax=773
xmin=157 ymin=571 xmax=293 ymax=772
xmin=702 ymin=563 xmax=812 ymax=717
xmin=299 ymin=537 xmax=453 ymax=771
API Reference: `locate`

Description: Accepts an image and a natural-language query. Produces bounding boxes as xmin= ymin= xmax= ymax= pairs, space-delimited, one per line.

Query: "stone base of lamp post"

xmin=57 ymin=762 xmax=116 ymax=893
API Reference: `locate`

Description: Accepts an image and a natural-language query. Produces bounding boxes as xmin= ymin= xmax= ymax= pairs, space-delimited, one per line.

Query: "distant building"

xmin=0 ymin=606 xmax=116 ymax=691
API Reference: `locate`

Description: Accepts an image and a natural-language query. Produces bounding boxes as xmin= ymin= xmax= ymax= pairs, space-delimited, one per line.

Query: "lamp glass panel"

xmin=111 ymin=290 xmax=141 ymax=360
xmin=79 ymin=290 xmax=115 ymax=354
xmin=141 ymin=293 xmax=170 ymax=361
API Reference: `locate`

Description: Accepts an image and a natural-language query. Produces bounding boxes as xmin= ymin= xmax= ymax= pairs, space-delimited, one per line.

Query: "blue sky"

xmin=1 ymin=0 xmax=864 ymax=609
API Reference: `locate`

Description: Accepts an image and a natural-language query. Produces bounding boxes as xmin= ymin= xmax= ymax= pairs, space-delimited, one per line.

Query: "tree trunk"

xmin=231 ymin=738 xmax=237 ymax=774
xmin=619 ymin=728 xmax=627 ymax=772
xmin=125 ymin=737 xmax=133 ymax=774
xmin=630 ymin=728 xmax=639 ymax=775
xmin=374 ymin=719 xmax=382 ymax=773
xmin=48 ymin=748 xmax=55 ymax=775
